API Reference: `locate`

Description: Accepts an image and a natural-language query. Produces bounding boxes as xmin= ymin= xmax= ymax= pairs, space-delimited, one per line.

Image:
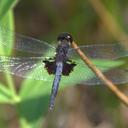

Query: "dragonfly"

xmin=0 ymin=27 xmax=128 ymax=110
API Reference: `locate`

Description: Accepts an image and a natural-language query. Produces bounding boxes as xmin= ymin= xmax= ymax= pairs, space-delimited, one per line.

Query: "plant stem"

xmin=72 ymin=41 xmax=128 ymax=106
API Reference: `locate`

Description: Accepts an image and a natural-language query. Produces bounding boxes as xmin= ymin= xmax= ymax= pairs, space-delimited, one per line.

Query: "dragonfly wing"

xmin=0 ymin=27 xmax=55 ymax=55
xmin=64 ymin=43 xmax=128 ymax=85
xmin=0 ymin=56 xmax=127 ymax=85
xmin=68 ymin=43 xmax=128 ymax=60
xmin=0 ymin=56 xmax=54 ymax=82
xmin=84 ymin=67 xmax=128 ymax=85
xmin=60 ymin=59 xmax=128 ymax=85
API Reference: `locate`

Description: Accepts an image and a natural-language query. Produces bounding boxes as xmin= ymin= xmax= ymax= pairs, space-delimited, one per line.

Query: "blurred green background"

xmin=0 ymin=0 xmax=128 ymax=128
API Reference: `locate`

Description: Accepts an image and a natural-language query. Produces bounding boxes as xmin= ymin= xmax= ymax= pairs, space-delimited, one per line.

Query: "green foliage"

xmin=0 ymin=0 xmax=17 ymax=103
xmin=0 ymin=0 xmax=17 ymax=19
xmin=0 ymin=82 xmax=12 ymax=103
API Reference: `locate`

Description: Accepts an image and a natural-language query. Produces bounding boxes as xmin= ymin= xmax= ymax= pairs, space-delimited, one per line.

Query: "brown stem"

xmin=72 ymin=41 xmax=128 ymax=106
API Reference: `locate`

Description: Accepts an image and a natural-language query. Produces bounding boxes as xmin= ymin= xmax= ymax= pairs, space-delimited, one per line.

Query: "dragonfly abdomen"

xmin=49 ymin=62 xmax=63 ymax=110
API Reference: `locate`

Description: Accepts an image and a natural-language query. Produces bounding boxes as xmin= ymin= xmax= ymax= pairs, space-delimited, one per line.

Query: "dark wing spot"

xmin=62 ymin=60 xmax=76 ymax=76
xmin=43 ymin=58 xmax=76 ymax=76
xmin=43 ymin=58 xmax=56 ymax=74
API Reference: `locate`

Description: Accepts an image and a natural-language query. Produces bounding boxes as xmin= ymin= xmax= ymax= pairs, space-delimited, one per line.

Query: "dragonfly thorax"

xmin=55 ymin=41 xmax=70 ymax=63
xmin=56 ymin=32 xmax=73 ymax=62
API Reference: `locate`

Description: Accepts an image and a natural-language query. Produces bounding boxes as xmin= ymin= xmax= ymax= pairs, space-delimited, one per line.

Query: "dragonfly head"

xmin=57 ymin=32 xmax=73 ymax=46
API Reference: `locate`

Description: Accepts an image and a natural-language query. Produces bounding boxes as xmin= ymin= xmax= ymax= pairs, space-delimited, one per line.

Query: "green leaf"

xmin=18 ymin=69 xmax=52 ymax=124
xmin=0 ymin=2 xmax=17 ymax=104
xmin=17 ymin=79 xmax=50 ymax=127
xmin=0 ymin=10 xmax=14 ymax=55
xmin=0 ymin=83 xmax=12 ymax=103
xmin=0 ymin=0 xmax=18 ymax=19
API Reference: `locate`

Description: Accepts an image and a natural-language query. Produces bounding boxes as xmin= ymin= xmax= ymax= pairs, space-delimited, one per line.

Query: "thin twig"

xmin=72 ymin=41 xmax=128 ymax=106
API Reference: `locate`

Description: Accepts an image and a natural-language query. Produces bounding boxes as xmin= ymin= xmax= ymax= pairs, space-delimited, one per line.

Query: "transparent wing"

xmin=60 ymin=59 xmax=128 ymax=85
xmin=0 ymin=56 xmax=54 ymax=81
xmin=0 ymin=27 xmax=55 ymax=55
xmin=65 ymin=43 xmax=128 ymax=85
xmin=0 ymin=56 xmax=127 ymax=85
xmin=68 ymin=43 xmax=128 ymax=59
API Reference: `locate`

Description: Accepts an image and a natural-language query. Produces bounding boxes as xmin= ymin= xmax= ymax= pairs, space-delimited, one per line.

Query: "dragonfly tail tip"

xmin=48 ymin=104 xmax=54 ymax=112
